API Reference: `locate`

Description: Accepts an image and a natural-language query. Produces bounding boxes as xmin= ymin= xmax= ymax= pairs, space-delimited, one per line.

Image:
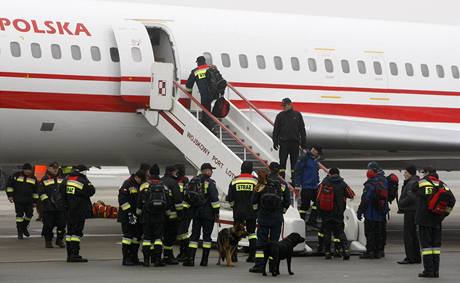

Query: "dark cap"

xmin=165 ymin=165 xmax=178 ymax=174
xmin=281 ymin=98 xmax=292 ymax=105
xmin=269 ymin=162 xmax=280 ymax=172
xmin=149 ymin=164 xmax=160 ymax=176
xmin=329 ymin=167 xmax=340 ymax=175
xmin=367 ymin=161 xmax=380 ymax=172
xmin=405 ymin=165 xmax=417 ymax=176
xmin=22 ymin=163 xmax=33 ymax=170
xmin=241 ymin=161 xmax=254 ymax=174
xmin=134 ymin=170 xmax=146 ymax=181
xmin=139 ymin=163 xmax=151 ymax=172
xmin=422 ymin=166 xmax=436 ymax=175
xmin=200 ymin=163 xmax=216 ymax=170
xmin=48 ymin=162 xmax=59 ymax=168
xmin=196 ymin=56 xmax=206 ymax=64
xmin=75 ymin=165 xmax=89 ymax=172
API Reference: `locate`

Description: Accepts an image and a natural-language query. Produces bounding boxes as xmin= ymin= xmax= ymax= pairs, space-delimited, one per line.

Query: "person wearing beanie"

xmin=227 ymin=161 xmax=258 ymax=262
xmin=397 ymin=165 xmax=421 ymax=265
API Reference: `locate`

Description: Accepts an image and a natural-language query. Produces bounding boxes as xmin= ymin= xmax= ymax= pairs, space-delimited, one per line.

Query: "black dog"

xmin=262 ymin=232 xmax=305 ymax=277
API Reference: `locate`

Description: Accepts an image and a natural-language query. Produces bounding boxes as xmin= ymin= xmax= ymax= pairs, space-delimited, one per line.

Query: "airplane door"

xmin=112 ymin=20 xmax=154 ymax=102
xmin=150 ymin=62 xmax=174 ymax=110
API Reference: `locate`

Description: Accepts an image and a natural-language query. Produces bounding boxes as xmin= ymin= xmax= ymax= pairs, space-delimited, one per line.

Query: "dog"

xmin=216 ymin=222 xmax=248 ymax=267
xmin=262 ymin=232 xmax=305 ymax=277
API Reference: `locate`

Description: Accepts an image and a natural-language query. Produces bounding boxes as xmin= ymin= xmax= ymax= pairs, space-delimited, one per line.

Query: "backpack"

xmin=386 ymin=174 xmax=399 ymax=203
xmin=185 ymin=177 xmax=207 ymax=207
xmin=427 ymin=182 xmax=456 ymax=217
xmin=145 ymin=183 xmax=167 ymax=214
xmin=207 ymin=67 xmax=227 ymax=100
xmin=260 ymin=177 xmax=282 ymax=211
xmin=318 ymin=183 xmax=335 ymax=212
xmin=373 ymin=181 xmax=388 ymax=211
xmin=212 ymin=97 xmax=230 ymax=118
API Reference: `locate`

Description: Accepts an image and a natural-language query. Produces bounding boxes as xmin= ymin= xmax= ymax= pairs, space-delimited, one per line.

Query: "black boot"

xmin=22 ymin=220 xmax=30 ymax=237
xmin=325 ymin=252 xmax=332 ymax=260
xmin=131 ymin=243 xmax=141 ymax=265
xmin=177 ymin=240 xmax=189 ymax=262
xmin=249 ymin=255 xmax=264 ymax=274
xmin=342 ymin=241 xmax=350 ymax=260
xmin=200 ymin=248 xmax=210 ymax=266
xmin=66 ymin=240 xmax=72 ymax=262
xmin=69 ymin=242 xmax=88 ymax=263
xmin=163 ymin=248 xmax=179 ymax=265
xmin=419 ymin=254 xmax=435 ymax=277
xmin=317 ymin=235 xmax=324 ymax=254
xmin=433 ymin=254 xmax=440 ymax=278
xmin=17 ymin=222 xmax=24 ymax=240
xmin=45 ymin=240 xmax=54 ymax=248
xmin=142 ymin=245 xmax=151 ymax=267
xmin=153 ymin=245 xmax=166 ymax=267
xmin=122 ymin=244 xmax=135 ymax=266
xmin=56 ymin=230 xmax=66 ymax=248
xmin=183 ymin=248 xmax=197 ymax=267
xmin=246 ymin=239 xmax=256 ymax=263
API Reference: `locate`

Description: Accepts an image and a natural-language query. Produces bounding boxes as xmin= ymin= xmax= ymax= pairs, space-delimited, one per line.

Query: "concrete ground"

xmin=0 ymin=169 xmax=459 ymax=282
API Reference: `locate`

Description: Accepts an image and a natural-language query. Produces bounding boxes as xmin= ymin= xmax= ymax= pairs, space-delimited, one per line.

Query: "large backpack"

xmin=373 ymin=181 xmax=388 ymax=211
xmin=386 ymin=174 xmax=399 ymax=203
xmin=317 ymin=183 xmax=335 ymax=212
xmin=427 ymin=182 xmax=456 ymax=217
xmin=207 ymin=67 xmax=227 ymax=100
xmin=185 ymin=177 xmax=207 ymax=207
xmin=212 ymin=97 xmax=230 ymax=118
xmin=145 ymin=183 xmax=168 ymax=214
xmin=260 ymin=177 xmax=282 ymax=211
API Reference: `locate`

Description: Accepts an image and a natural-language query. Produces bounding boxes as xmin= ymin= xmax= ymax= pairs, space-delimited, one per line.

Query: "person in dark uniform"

xmin=185 ymin=56 xmax=215 ymax=130
xmin=415 ymin=167 xmax=454 ymax=278
xmin=174 ymin=164 xmax=191 ymax=262
xmin=249 ymin=163 xmax=291 ymax=273
xmin=38 ymin=162 xmax=66 ymax=248
xmin=161 ymin=165 xmax=184 ymax=265
xmin=118 ymin=170 xmax=145 ymax=266
xmin=227 ymin=161 xmax=258 ymax=262
xmin=317 ymin=168 xmax=355 ymax=260
xmin=183 ymin=163 xmax=220 ymax=267
xmin=397 ymin=165 xmax=421 ymax=265
xmin=6 ymin=163 xmax=39 ymax=239
xmin=61 ymin=165 xmax=95 ymax=262
xmin=272 ymin=98 xmax=307 ymax=179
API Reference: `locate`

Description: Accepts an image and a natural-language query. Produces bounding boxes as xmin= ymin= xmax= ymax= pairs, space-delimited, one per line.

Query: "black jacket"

xmin=38 ymin=173 xmax=65 ymax=211
xmin=161 ymin=174 xmax=184 ymax=221
xmin=252 ymin=173 xmax=291 ymax=226
xmin=185 ymin=64 xmax=211 ymax=101
xmin=61 ymin=172 xmax=95 ymax=219
xmin=414 ymin=175 xmax=446 ymax=227
xmin=117 ymin=175 xmax=141 ymax=223
xmin=194 ymin=174 xmax=220 ymax=220
xmin=227 ymin=173 xmax=258 ymax=220
xmin=272 ymin=109 xmax=307 ymax=147
xmin=137 ymin=178 xmax=170 ymax=224
xmin=318 ymin=175 xmax=354 ymax=221
xmin=6 ymin=172 xmax=38 ymax=203
xmin=398 ymin=175 xmax=419 ymax=213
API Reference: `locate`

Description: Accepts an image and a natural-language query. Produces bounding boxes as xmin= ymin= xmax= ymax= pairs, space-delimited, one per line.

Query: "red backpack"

xmin=212 ymin=97 xmax=230 ymax=118
xmin=317 ymin=183 xmax=335 ymax=212
xmin=427 ymin=183 xmax=456 ymax=217
xmin=373 ymin=181 xmax=388 ymax=211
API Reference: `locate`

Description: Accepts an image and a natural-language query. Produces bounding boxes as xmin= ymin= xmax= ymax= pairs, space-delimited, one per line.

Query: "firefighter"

xmin=174 ymin=164 xmax=191 ymax=262
xmin=415 ymin=167 xmax=455 ymax=278
xmin=61 ymin=165 xmax=95 ymax=263
xmin=183 ymin=163 xmax=220 ymax=267
xmin=272 ymin=98 xmax=307 ymax=179
xmin=227 ymin=161 xmax=258 ymax=262
xmin=137 ymin=164 xmax=168 ymax=267
xmin=249 ymin=163 xmax=291 ymax=273
xmin=357 ymin=162 xmax=389 ymax=259
xmin=161 ymin=165 xmax=184 ymax=265
xmin=118 ymin=170 xmax=145 ymax=266
xmin=6 ymin=163 xmax=39 ymax=239
xmin=397 ymin=165 xmax=421 ymax=265
xmin=38 ymin=162 xmax=66 ymax=248
xmin=61 ymin=165 xmax=73 ymax=177
xmin=317 ymin=168 xmax=355 ymax=260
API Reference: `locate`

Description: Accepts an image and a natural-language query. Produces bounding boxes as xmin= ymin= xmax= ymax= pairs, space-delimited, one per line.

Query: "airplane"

xmin=1 ymin=0 xmax=460 ymax=185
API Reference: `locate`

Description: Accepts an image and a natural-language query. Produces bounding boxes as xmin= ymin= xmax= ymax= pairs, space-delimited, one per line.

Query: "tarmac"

xmin=0 ymin=169 xmax=459 ymax=282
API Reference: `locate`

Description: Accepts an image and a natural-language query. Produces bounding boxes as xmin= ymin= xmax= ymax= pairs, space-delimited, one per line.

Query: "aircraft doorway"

xmin=145 ymin=26 xmax=178 ymax=79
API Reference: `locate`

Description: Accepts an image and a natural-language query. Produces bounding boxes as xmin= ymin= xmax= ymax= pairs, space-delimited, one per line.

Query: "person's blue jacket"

xmin=294 ymin=151 xmax=319 ymax=190
xmin=357 ymin=171 xmax=389 ymax=222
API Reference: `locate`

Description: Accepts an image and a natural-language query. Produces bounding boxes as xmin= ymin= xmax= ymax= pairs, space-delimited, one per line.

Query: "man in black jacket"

xmin=272 ymin=98 xmax=307 ymax=179
xmin=397 ymin=165 xmax=421 ymax=265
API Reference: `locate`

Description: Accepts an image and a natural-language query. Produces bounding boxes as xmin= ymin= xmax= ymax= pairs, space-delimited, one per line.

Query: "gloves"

xmin=128 ymin=213 xmax=137 ymax=225
xmin=273 ymin=143 xmax=279 ymax=150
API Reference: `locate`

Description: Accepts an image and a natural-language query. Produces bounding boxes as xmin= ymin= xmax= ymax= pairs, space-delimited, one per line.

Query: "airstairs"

xmin=139 ymin=62 xmax=365 ymax=254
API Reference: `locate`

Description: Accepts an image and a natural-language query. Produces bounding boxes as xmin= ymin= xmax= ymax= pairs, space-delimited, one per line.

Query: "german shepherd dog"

xmin=262 ymin=232 xmax=305 ymax=276
xmin=217 ymin=222 xmax=248 ymax=267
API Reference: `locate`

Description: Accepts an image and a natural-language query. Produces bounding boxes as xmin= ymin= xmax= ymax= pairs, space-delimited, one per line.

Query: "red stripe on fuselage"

xmin=0 ymin=72 xmax=150 ymax=82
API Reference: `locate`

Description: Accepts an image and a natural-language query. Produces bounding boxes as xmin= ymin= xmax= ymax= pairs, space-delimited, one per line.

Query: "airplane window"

xmin=131 ymin=47 xmax=142 ymax=62
xmin=10 ymin=42 xmax=21 ymax=57
xmin=31 ymin=43 xmax=41 ymax=59
xmin=51 ymin=44 xmax=61 ymax=59
xmin=341 ymin=60 xmax=350 ymax=73
xmin=357 ymin=60 xmax=366 ymax=74
xmin=405 ymin=63 xmax=414 ymax=76
xmin=373 ymin=61 xmax=382 ymax=75
xmin=71 ymin=45 xmax=81 ymax=61
xmin=325 ymin=59 xmax=334 ymax=73
xmin=239 ymin=54 xmax=248 ymax=69
xmin=274 ymin=56 xmax=283 ymax=70
xmin=389 ymin=62 xmax=398 ymax=76
xmin=451 ymin=66 xmax=459 ymax=79
xmin=221 ymin=53 xmax=231 ymax=68
xmin=203 ymin=52 xmax=213 ymax=64
xmin=110 ymin=47 xmax=120 ymax=62
xmin=421 ymin=64 xmax=429 ymax=77
xmin=256 ymin=55 xmax=266 ymax=69
xmin=91 ymin=46 xmax=101 ymax=62
xmin=308 ymin=58 xmax=317 ymax=72
xmin=436 ymin=65 xmax=445 ymax=78
xmin=291 ymin=57 xmax=300 ymax=71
